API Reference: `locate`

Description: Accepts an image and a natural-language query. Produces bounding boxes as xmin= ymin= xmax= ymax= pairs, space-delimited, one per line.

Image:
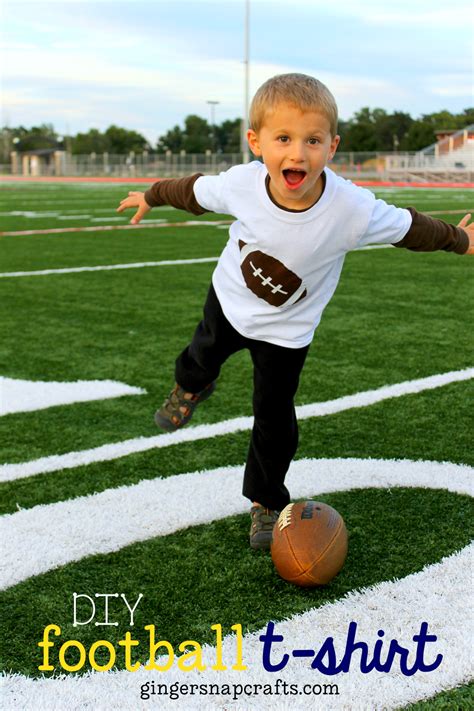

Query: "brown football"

xmin=271 ymin=501 xmax=348 ymax=587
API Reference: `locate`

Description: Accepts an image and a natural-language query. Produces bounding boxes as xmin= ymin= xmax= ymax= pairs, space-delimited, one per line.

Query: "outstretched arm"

xmin=394 ymin=208 xmax=472 ymax=254
xmin=116 ymin=174 xmax=209 ymax=224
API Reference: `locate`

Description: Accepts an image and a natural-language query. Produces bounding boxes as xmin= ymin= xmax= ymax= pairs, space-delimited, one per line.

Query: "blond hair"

xmin=249 ymin=73 xmax=338 ymax=137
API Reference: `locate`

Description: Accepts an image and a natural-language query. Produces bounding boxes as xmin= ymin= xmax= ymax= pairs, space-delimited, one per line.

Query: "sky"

xmin=2 ymin=0 xmax=473 ymax=145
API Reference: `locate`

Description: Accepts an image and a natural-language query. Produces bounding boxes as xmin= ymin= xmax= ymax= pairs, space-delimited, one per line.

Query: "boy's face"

xmin=247 ymin=103 xmax=340 ymax=210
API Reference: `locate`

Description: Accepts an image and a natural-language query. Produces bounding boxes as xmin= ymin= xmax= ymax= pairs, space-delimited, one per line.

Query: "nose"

xmin=289 ymin=140 xmax=306 ymax=163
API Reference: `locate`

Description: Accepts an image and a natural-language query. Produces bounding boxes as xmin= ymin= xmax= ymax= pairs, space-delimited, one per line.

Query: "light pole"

xmin=241 ymin=0 xmax=250 ymax=163
xmin=206 ymin=100 xmax=220 ymax=153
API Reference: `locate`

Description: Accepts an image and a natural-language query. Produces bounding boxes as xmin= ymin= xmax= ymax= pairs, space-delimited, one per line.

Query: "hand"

xmin=116 ymin=191 xmax=151 ymax=224
xmin=458 ymin=213 xmax=474 ymax=254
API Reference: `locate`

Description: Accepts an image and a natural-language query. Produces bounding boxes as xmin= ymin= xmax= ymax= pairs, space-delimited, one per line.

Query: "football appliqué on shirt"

xmin=239 ymin=240 xmax=307 ymax=308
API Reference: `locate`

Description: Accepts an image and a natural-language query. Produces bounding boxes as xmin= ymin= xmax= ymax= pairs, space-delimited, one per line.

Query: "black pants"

xmin=175 ymin=285 xmax=309 ymax=510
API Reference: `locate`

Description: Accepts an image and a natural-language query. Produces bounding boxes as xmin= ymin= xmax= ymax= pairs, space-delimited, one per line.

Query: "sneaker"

xmin=249 ymin=505 xmax=280 ymax=550
xmin=155 ymin=381 xmax=216 ymax=432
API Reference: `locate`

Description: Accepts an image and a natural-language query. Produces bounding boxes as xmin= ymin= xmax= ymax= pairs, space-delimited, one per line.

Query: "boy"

xmin=117 ymin=73 xmax=473 ymax=550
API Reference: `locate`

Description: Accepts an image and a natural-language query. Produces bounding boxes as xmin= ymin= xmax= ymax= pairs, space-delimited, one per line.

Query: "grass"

xmin=0 ymin=249 xmax=471 ymax=463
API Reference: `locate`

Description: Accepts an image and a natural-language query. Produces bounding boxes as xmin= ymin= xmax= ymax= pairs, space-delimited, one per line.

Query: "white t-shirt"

xmin=193 ymin=161 xmax=411 ymax=348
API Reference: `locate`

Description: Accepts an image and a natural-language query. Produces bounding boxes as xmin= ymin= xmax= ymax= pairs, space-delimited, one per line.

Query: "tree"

xmin=71 ymin=129 xmax=109 ymax=154
xmin=4 ymin=106 xmax=473 ymax=163
xmin=459 ymin=108 xmax=474 ymax=126
xmin=156 ymin=124 xmax=186 ymax=153
xmin=156 ymin=115 xmax=212 ymax=153
xmin=69 ymin=126 xmax=150 ymax=154
xmin=182 ymin=115 xmax=212 ymax=153
xmin=215 ymin=118 xmax=241 ymax=152
xmin=400 ymin=121 xmax=437 ymax=151
xmin=104 ymin=125 xmax=149 ymax=153
xmin=374 ymin=111 xmax=413 ymax=151
xmin=342 ymin=107 xmax=379 ymax=151
xmin=8 ymin=124 xmax=58 ymax=152
xmin=335 ymin=118 xmax=349 ymax=149
xmin=343 ymin=108 xmax=413 ymax=152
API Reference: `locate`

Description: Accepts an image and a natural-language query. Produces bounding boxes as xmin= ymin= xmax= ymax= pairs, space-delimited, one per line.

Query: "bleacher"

xmin=385 ymin=125 xmax=474 ymax=182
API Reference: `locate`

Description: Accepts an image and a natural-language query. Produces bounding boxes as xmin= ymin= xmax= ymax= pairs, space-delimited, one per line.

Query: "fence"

xmin=4 ymin=151 xmax=397 ymax=180
xmin=4 ymin=148 xmax=474 ymax=182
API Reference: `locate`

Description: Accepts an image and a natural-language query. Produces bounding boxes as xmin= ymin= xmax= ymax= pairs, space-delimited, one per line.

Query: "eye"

xmin=308 ymin=137 xmax=320 ymax=145
xmin=277 ymin=135 xmax=289 ymax=143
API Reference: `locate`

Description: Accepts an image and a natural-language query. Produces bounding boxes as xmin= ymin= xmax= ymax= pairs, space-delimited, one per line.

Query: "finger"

xmin=117 ymin=196 xmax=138 ymax=212
xmin=130 ymin=208 xmax=144 ymax=225
xmin=131 ymin=202 xmax=150 ymax=224
xmin=457 ymin=213 xmax=471 ymax=228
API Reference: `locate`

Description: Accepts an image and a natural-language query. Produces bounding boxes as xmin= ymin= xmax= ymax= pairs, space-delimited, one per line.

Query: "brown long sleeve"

xmin=144 ymin=173 xmax=209 ymax=215
xmin=394 ymin=207 xmax=468 ymax=254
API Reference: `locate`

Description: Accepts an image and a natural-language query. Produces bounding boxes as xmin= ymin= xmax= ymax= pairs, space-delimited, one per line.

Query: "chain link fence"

xmin=4 ymin=150 xmax=473 ymax=182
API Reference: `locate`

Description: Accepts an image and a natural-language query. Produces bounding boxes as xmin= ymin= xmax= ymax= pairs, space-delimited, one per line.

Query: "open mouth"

xmin=282 ymin=168 xmax=307 ymax=190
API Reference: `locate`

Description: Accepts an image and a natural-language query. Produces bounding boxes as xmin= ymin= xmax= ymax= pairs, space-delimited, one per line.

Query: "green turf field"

xmin=0 ymin=181 xmax=473 ymax=709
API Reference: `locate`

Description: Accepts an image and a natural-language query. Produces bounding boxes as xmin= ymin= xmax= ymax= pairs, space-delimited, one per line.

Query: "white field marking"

xmin=55 ymin=217 xmax=167 ymax=224
xmin=56 ymin=215 xmax=92 ymax=220
xmin=0 ymin=456 xmax=471 ymax=590
xmin=0 ymin=243 xmax=420 ymax=279
xmin=1 ymin=367 xmax=472 ymax=484
xmin=0 ymin=219 xmax=232 ymax=237
xmin=355 ymin=243 xmax=392 ymax=250
xmin=90 ymin=216 xmax=128 ymax=222
xmin=0 ymin=202 xmax=176 ymax=209
xmin=426 ymin=208 xmax=474 ymax=215
xmin=0 ymin=210 xmax=60 ymax=217
xmin=0 ymin=257 xmax=219 ymax=278
xmin=0 ymin=377 xmax=146 ymax=416
xmin=90 ymin=217 xmax=168 ymax=223
xmin=0 ymin=459 xmax=472 ymax=711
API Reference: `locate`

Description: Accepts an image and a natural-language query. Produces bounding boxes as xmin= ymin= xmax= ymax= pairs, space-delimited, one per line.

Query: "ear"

xmin=328 ymin=134 xmax=340 ymax=162
xmin=247 ymin=128 xmax=262 ymax=157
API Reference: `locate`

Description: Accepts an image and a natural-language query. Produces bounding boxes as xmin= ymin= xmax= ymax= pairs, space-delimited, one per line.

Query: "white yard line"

xmin=0 ymin=456 xmax=471 ymax=590
xmin=0 ymin=247 xmax=389 ymax=278
xmin=1 ymin=458 xmax=472 ymax=710
xmin=57 ymin=215 xmax=92 ymax=220
xmin=0 ymin=220 xmax=232 ymax=237
xmin=355 ymin=244 xmax=391 ymax=250
xmin=0 ymin=377 xmax=145 ymax=416
xmin=0 ymin=257 xmax=219 ymax=278
xmin=425 ymin=208 xmax=474 ymax=215
xmin=1 ymin=368 xmax=472 ymax=483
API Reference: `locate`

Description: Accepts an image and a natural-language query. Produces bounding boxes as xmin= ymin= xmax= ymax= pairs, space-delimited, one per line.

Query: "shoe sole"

xmin=250 ymin=537 xmax=272 ymax=551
